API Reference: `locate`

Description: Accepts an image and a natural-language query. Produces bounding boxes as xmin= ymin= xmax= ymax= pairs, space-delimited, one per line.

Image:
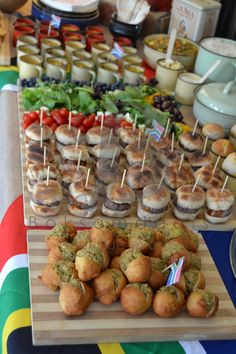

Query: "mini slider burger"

xmin=173 ymin=185 xmax=205 ymax=221
xmin=26 ymin=143 xmax=54 ymax=166
xmin=210 ymin=139 xmax=234 ymax=168
xmin=27 ymin=163 xmax=60 ymax=192
xmin=222 ymin=152 xmax=236 ymax=197
xmin=61 ymin=166 xmax=89 ymax=194
xmin=164 ymin=165 xmax=195 ymax=193
xmin=178 ymin=131 xmax=203 ymax=157
xmin=95 ymin=159 xmax=122 ymax=195
xmin=86 ymin=126 xmax=111 ymax=150
xmin=187 ymin=151 xmax=212 ymax=171
xmin=195 ymin=165 xmax=224 ymax=191
xmin=59 ymin=144 xmax=89 ymax=171
xmin=205 ymin=187 xmax=234 ymax=224
xmin=30 ymin=180 xmax=63 ymax=216
xmin=54 ymin=124 xmax=78 ymax=154
xmin=119 ymin=127 xmax=143 ymax=150
xmin=125 ymin=141 xmax=152 ymax=167
xmin=137 ymin=184 xmax=171 ymax=221
xmin=127 ymin=164 xmax=154 ymax=191
xmin=102 ymin=182 xmax=135 ymax=218
xmin=90 ymin=143 xmax=120 ymax=162
xmin=156 ymin=148 xmax=183 ymax=174
xmin=202 ymin=123 xmax=224 ymax=149
xmin=67 ymin=181 xmax=98 ymax=218
xmin=25 ymin=123 xmax=53 ymax=148
xmin=150 ymin=134 xmax=172 ymax=155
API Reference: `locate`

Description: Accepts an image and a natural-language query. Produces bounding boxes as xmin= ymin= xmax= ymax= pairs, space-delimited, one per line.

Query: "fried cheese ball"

xmin=93 ymin=268 xmax=127 ymax=305
xmin=119 ymin=249 xmax=151 ymax=283
xmin=121 ymin=283 xmax=153 ymax=315
xmin=40 ymin=260 xmax=77 ymax=291
xmin=75 ymin=241 xmax=109 ymax=281
xmin=186 ymin=289 xmax=219 ymax=318
xmin=59 ymin=278 xmax=94 ymax=316
xmin=153 ymin=285 xmax=185 ymax=317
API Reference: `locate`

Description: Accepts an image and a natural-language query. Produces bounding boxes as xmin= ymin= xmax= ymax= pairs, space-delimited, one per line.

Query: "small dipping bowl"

xmin=175 ymin=72 xmax=201 ymax=105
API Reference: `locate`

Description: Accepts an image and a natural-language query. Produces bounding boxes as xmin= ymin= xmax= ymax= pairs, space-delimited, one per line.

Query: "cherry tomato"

xmin=104 ymin=114 xmax=116 ymax=128
xmin=51 ymin=111 xmax=66 ymax=125
xmin=92 ymin=121 xmax=100 ymax=127
xmin=50 ymin=122 xmax=59 ymax=132
xmin=22 ymin=116 xmax=35 ymax=129
xmin=80 ymin=125 xmax=88 ymax=134
xmin=59 ymin=107 xmax=69 ymax=120
xmin=83 ymin=118 xmax=93 ymax=129
xmin=29 ymin=111 xmax=39 ymax=121
xmin=120 ymin=120 xmax=133 ymax=128
xmin=42 ymin=116 xmax=54 ymax=126
xmin=87 ymin=113 xmax=96 ymax=123
xmin=22 ymin=112 xmax=30 ymax=122
xmin=71 ymin=113 xmax=84 ymax=128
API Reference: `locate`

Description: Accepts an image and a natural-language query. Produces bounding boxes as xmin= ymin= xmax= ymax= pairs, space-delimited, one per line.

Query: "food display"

xmin=146 ymin=36 xmax=198 ymax=57
xmin=39 ymin=221 xmax=219 ymax=320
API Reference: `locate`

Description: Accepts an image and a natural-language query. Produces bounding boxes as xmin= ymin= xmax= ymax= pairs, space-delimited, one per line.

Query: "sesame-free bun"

xmin=164 ymin=165 xmax=195 ymax=191
xmin=86 ymin=126 xmax=110 ymax=145
xmin=211 ymin=139 xmax=234 ymax=157
xmin=205 ymin=188 xmax=234 ymax=224
xmin=206 ymin=188 xmax=234 ymax=211
xmin=69 ymin=182 xmax=98 ymax=206
xmin=119 ymin=127 xmax=141 ymax=145
xmin=179 ymin=132 xmax=203 ymax=152
xmin=26 ymin=143 xmax=54 ymax=165
xmin=188 ymin=151 xmax=212 ymax=169
xmin=195 ymin=165 xmax=224 ymax=190
xmin=90 ymin=143 xmax=120 ymax=159
xmin=230 ymin=124 xmax=236 ymax=138
xmin=27 ymin=163 xmax=59 ymax=181
xmin=55 ymin=125 xmax=77 ymax=145
xmin=142 ymin=184 xmax=170 ymax=209
xmin=25 ymin=123 xmax=53 ymax=142
xmin=173 ymin=185 xmax=205 ymax=221
xmin=158 ymin=148 xmax=182 ymax=167
xmin=127 ymin=164 xmax=154 ymax=190
xmin=126 ymin=149 xmax=152 ymax=166
xmin=202 ymin=123 xmax=224 ymax=140
xmin=222 ymin=152 xmax=236 ymax=176
xmin=61 ymin=144 xmax=89 ymax=162
xmin=95 ymin=159 xmax=122 ymax=184
xmin=106 ymin=182 xmax=135 ymax=204
xmin=68 ymin=203 xmax=97 ymax=218
xmin=30 ymin=201 xmax=61 ymax=216
xmin=137 ymin=203 xmax=167 ymax=221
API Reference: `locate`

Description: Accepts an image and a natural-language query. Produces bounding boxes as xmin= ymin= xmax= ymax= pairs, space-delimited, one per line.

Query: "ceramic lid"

xmin=182 ymin=0 xmax=221 ymax=10
xmin=196 ymin=81 xmax=236 ymax=116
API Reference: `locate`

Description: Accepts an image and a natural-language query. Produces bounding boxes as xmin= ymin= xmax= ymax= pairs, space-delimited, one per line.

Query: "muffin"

xmin=93 ymin=268 xmax=127 ymax=305
xmin=202 ymin=123 xmax=224 ymax=149
xmin=121 ymin=283 xmax=153 ymax=315
xmin=186 ymin=289 xmax=219 ymax=318
xmin=59 ymin=278 xmax=94 ymax=316
xmin=153 ymin=285 xmax=185 ymax=317
xmin=75 ymin=242 xmax=109 ymax=281
xmin=119 ymin=249 xmax=151 ymax=283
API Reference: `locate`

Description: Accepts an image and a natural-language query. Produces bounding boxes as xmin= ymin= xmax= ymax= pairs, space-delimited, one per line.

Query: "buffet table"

xmin=0 ymin=75 xmax=236 ymax=354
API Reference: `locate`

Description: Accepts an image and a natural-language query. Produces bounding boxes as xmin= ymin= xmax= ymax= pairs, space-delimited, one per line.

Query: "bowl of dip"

xmin=194 ymin=37 xmax=236 ymax=83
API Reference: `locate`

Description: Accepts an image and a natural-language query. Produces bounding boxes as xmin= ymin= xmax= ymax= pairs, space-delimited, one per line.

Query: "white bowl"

xmin=143 ymin=34 xmax=198 ymax=71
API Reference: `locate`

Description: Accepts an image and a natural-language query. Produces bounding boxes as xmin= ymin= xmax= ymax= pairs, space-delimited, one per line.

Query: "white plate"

xmin=40 ymin=0 xmax=99 ymax=13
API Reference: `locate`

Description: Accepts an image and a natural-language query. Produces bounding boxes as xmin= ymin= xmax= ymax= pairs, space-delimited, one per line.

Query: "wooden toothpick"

xmin=100 ymin=113 xmax=104 ymax=132
xmin=43 ymin=146 xmax=46 ymax=166
xmin=46 ymin=165 xmax=50 ymax=186
xmin=212 ymin=156 xmax=221 ymax=175
xmin=108 ymin=128 xmax=113 ymax=145
xmin=121 ymin=169 xmax=126 ymax=189
xmin=40 ymin=127 xmax=43 ymax=148
xmin=221 ymin=175 xmax=229 ymax=193
xmin=111 ymin=147 xmax=117 ymax=167
xmin=158 ymin=171 xmax=166 ymax=190
xmin=75 ymin=129 xmax=81 ymax=149
xmin=178 ymin=153 xmax=184 ymax=171
xmin=133 ymin=114 xmax=137 ymax=132
xmin=145 ymin=133 xmax=150 ymax=151
xmin=141 ymin=153 xmax=146 ymax=172
xmin=85 ymin=168 xmax=91 ymax=188
xmin=77 ymin=150 xmax=82 ymax=172
xmin=164 ymin=118 xmax=170 ymax=138
xmin=138 ymin=130 xmax=141 ymax=150
xmin=171 ymin=132 xmax=175 ymax=152
xmin=40 ymin=109 xmax=43 ymax=127
xmin=202 ymin=136 xmax=208 ymax=155
xmin=192 ymin=175 xmax=200 ymax=192
xmin=192 ymin=120 xmax=198 ymax=136
xmin=68 ymin=111 xmax=72 ymax=130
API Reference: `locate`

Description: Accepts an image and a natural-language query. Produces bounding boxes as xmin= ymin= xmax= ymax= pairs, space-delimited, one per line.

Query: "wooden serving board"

xmin=0 ymin=14 xmax=11 ymax=65
xmin=18 ymin=89 xmax=236 ymax=230
xmin=28 ymin=230 xmax=236 ymax=345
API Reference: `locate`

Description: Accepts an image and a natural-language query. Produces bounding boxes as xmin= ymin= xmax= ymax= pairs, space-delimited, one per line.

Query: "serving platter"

xmin=28 ymin=229 xmax=236 ymax=345
xmin=18 ymin=90 xmax=236 ymax=230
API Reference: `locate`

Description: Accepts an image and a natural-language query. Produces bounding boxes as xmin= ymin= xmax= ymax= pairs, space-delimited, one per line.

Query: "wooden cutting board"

xmin=0 ymin=14 xmax=11 ymax=65
xmin=17 ymin=90 xmax=236 ymax=231
xmin=28 ymin=230 xmax=236 ymax=345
